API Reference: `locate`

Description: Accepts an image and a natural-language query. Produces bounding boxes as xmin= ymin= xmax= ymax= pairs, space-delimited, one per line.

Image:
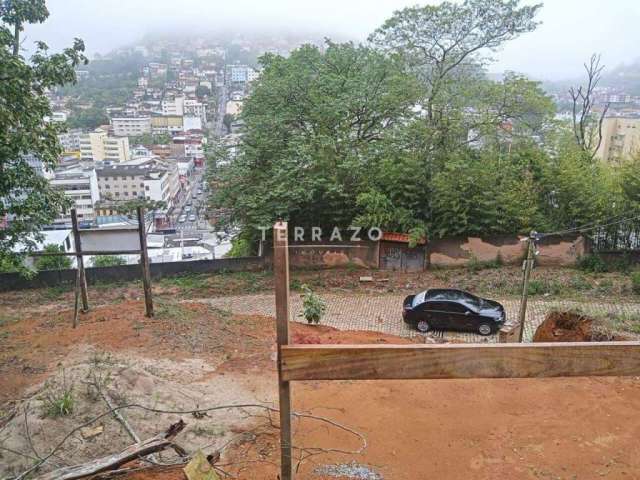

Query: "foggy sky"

xmin=22 ymin=0 xmax=640 ymax=80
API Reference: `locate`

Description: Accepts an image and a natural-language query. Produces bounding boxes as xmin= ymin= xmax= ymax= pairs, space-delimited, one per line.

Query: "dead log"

xmin=34 ymin=420 xmax=186 ymax=480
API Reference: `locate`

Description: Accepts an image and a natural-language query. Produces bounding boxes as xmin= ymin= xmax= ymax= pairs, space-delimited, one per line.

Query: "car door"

xmin=424 ymin=301 xmax=448 ymax=329
xmin=444 ymin=302 xmax=476 ymax=332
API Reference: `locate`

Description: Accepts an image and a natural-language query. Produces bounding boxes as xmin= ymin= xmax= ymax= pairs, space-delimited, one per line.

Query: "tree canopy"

xmin=0 ymin=0 xmax=86 ymax=271
xmin=207 ymin=0 xmax=638 ymax=249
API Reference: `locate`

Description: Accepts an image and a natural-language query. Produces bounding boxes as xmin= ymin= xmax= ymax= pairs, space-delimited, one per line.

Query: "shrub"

xmin=576 ymin=254 xmax=607 ymax=273
xmin=35 ymin=244 xmax=72 ymax=271
xmin=569 ymin=274 xmax=592 ymax=291
xmin=301 ymin=285 xmax=326 ymax=324
xmin=93 ymin=255 xmax=126 ymax=267
xmin=631 ymin=272 xmax=640 ymax=295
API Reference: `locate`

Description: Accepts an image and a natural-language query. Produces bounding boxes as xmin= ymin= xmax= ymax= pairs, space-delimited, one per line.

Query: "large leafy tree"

xmin=213 ymin=42 xmax=422 ymax=245
xmin=0 ymin=0 xmax=87 ymax=271
xmin=369 ymin=0 xmax=543 ymax=149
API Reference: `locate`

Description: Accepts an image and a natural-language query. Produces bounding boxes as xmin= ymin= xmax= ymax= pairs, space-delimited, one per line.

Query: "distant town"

xmin=20 ymin=34 xmax=323 ymax=266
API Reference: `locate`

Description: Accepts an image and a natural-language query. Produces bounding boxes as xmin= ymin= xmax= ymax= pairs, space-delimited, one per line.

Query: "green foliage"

xmin=301 ymin=285 xmax=326 ymax=324
xmin=577 ymin=254 xmax=631 ymax=274
xmin=0 ymin=1 xmax=86 ymax=270
xmin=467 ymin=254 xmax=504 ymax=273
xmin=93 ymin=255 xmax=126 ymax=267
xmin=65 ymin=106 xmax=108 ymax=130
xmin=576 ymin=255 xmax=608 ymax=273
xmin=41 ymin=368 xmax=75 ymax=417
xmin=129 ymin=133 xmax=172 ymax=146
xmin=109 ymin=199 xmax=166 ymax=216
xmin=35 ymin=244 xmax=72 ymax=271
xmin=631 ymin=272 xmax=640 ymax=295
xmin=225 ymin=238 xmax=253 ymax=258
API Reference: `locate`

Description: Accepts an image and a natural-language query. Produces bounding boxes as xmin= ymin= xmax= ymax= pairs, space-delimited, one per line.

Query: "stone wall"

xmin=286 ymin=241 xmax=379 ymax=269
xmin=428 ymin=234 xmax=588 ymax=267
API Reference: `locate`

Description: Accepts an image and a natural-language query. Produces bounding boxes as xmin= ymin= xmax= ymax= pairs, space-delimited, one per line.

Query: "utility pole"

xmin=518 ymin=231 xmax=537 ymax=343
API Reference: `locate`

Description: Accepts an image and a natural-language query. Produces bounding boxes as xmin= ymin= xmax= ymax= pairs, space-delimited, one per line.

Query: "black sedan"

xmin=403 ymin=288 xmax=506 ymax=336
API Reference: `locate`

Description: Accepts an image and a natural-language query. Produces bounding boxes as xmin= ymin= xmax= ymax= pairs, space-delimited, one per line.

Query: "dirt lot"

xmin=2 ymin=269 xmax=640 ymax=479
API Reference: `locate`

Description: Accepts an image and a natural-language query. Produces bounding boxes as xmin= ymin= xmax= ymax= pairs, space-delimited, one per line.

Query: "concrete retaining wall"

xmin=428 ymin=234 xmax=587 ymax=267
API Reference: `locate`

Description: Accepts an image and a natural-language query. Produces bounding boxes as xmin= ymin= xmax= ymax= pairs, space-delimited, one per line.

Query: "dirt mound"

xmin=533 ymin=311 xmax=631 ymax=342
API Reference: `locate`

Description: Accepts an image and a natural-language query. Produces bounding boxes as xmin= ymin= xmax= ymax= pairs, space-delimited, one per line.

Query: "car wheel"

xmin=417 ymin=320 xmax=431 ymax=333
xmin=478 ymin=323 xmax=492 ymax=336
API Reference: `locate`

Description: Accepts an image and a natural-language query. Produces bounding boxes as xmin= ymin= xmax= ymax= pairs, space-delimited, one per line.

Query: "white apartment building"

xmin=58 ymin=129 xmax=83 ymax=152
xmin=161 ymin=96 xmax=207 ymax=123
xmin=111 ymin=116 xmax=152 ymax=137
xmin=184 ymin=99 xmax=207 ymax=123
xmin=161 ymin=96 xmax=184 ymax=116
xmin=80 ymin=129 xmax=130 ymax=162
xmin=96 ymin=161 xmax=180 ymax=209
xmin=50 ymin=165 xmax=100 ymax=224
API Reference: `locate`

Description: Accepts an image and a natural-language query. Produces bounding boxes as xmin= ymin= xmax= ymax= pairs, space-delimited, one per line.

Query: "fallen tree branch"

xmin=13 ymin=402 xmax=366 ymax=480
xmin=33 ymin=420 xmax=186 ymax=480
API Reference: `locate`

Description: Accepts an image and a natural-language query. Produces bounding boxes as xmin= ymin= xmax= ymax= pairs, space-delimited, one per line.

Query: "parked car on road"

xmin=178 ymin=215 xmax=187 ymax=223
xmin=188 ymin=214 xmax=196 ymax=222
xmin=402 ymin=289 xmax=505 ymax=336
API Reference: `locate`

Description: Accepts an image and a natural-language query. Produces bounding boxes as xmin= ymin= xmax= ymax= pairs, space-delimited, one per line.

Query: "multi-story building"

xmin=161 ymin=96 xmax=184 ymax=116
xmin=58 ymin=128 xmax=83 ymax=153
xmin=184 ymin=99 xmax=207 ymax=123
xmin=595 ymin=116 xmax=640 ymax=162
xmin=151 ymin=115 xmax=183 ymax=135
xmin=80 ymin=129 xmax=130 ymax=162
xmin=111 ymin=116 xmax=152 ymax=137
xmin=50 ymin=165 xmax=100 ymax=224
xmin=96 ymin=161 xmax=180 ymax=209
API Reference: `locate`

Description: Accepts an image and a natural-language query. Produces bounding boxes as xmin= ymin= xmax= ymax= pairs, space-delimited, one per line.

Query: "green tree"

xmin=66 ymin=106 xmax=109 ymax=130
xmin=369 ymin=0 xmax=542 ymax=149
xmin=196 ymin=85 xmax=211 ymax=99
xmin=213 ymin=42 xmax=422 ymax=245
xmin=35 ymin=244 xmax=72 ymax=271
xmin=92 ymin=255 xmax=126 ymax=267
xmin=0 ymin=0 xmax=86 ymax=271
xmin=222 ymin=113 xmax=235 ymax=134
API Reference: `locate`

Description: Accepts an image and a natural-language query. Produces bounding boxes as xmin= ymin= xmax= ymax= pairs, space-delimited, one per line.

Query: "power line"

xmin=541 ymin=212 xmax=640 ymax=238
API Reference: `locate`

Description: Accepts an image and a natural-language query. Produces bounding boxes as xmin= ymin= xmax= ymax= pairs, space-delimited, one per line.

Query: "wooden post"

xmin=137 ymin=207 xmax=154 ymax=318
xmin=517 ymin=233 xmax=536 ymax=343
xmin=71 ymin=209 xmax=89 ymax=313
xmin=274 ymin=221 xmax=293 ymax=480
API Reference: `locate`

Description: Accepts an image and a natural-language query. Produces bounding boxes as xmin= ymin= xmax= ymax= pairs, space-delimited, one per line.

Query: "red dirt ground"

xmin=2 ymin=300 xmax=640 ymax=479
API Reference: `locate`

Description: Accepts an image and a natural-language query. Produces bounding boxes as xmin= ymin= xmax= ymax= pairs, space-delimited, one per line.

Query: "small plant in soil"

xmin=41 ymin=368 xmax=75 ymax=417
xmin=301 ymin=284 xmax=326 ymax=324
xmin=631 ymin=271 xmax=640 ymax=295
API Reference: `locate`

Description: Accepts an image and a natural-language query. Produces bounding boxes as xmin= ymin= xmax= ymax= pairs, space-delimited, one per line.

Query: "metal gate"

xmin=379 ymin=242 xmax=425 ymax=272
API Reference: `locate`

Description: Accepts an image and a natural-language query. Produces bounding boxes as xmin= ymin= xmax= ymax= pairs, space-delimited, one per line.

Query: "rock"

xmin=80 ymin=424 xmax=104 ymax=440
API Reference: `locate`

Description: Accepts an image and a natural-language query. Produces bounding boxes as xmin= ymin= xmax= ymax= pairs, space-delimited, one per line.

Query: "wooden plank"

xmin=273 ymin=221 xmax=293 ymax=480
xmin=137 ymin=207 xmax=154 ymax=318
xmin=280 ymin=342 xmax=640 ymax=381
xmin=71 ymin=209 xmax=89 ymax=312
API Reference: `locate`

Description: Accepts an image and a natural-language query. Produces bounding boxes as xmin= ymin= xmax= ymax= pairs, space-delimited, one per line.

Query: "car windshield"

xmin=412 ymin=291 xmax=427 ymax=307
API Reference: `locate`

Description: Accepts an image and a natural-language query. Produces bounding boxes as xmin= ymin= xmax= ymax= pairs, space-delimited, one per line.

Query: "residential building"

xmin=50 ymin=165 xmax=100 ymax=224
xmin=595 ymin=116 xmax=640 ymax=162
xmin=151 ymin=115 xmax=183 ymax=135
xmin=24 ymin=153 xmax=54 ymax=179
xmin=96 ymin=161 xmax=180 ymax=209
xmin=184 ymin=99 xmax=207 ymax=123
xmin=80 ymin=129 xmax=130 ymax=162
xmin=58 ymin=128 xmax=83 ymax=153
xmin=161 ymin=96 xmax=185 ymax=116
xmin=111 ymin=116 xmax=152 ymax=137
